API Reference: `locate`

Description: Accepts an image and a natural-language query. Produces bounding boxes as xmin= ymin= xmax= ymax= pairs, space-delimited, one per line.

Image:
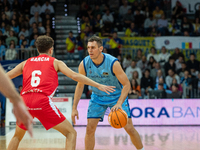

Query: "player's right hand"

xmin=97 ymin=85 xmax=116 ymax=94
xmin=71 ymin=109 xmax=79 ymax=125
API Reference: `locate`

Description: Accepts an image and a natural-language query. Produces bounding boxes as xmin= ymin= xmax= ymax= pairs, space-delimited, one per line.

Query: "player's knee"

xmin=66 ymin=128 xmax=77 ymax=139
xmin=86 ymin=124 xmax=96 ymax=135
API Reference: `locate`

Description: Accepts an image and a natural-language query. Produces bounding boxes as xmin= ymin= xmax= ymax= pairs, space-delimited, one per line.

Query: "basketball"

xmin=108 ymin=109 xmax=128 ymax=129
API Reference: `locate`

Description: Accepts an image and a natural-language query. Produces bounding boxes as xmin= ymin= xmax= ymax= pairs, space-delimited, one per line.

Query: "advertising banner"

xmin=6 ymin=97 xmax=72 ymax=126
xmin=75 ymin=99 xmax=200 ymax=126
xmin=155 ymin=36 xmax=200 ymax=60
xmin=171 ymin=0 xmax=200 ymax=14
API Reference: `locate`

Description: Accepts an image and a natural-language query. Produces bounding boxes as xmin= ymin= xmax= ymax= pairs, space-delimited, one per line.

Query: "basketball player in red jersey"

xmin=7 ymin=35 xmax=115 ymax=150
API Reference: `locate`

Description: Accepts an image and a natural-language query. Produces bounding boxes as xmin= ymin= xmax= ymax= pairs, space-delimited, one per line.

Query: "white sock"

xmin=138 ymin=148 xmax=144 ymax=150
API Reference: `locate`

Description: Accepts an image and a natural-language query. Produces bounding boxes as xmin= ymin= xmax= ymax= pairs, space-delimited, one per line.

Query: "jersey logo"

xmin=103 ymin=72 xmax=108 ymax=75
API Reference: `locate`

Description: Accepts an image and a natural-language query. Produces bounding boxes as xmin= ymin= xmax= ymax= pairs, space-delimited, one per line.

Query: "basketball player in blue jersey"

xmin=72 ymin=36 xmax=145 ymax=150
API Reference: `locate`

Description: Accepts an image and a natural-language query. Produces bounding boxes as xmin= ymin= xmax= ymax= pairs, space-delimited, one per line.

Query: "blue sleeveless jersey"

xmin=83 ymin=53 xmax=127 ymax=104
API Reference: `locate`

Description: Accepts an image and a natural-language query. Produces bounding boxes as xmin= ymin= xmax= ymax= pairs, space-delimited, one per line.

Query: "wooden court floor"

xmin=0 ymin=126 xmax=200 ymax=150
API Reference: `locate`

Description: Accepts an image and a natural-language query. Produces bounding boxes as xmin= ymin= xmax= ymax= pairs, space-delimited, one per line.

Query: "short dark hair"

xmin=88 ymin=36 xmax=103 ymax=47
xmin=190 ymin=53 xmax=195 ymax=56
xmin=35 ymin=35 xmax=54 ymax=53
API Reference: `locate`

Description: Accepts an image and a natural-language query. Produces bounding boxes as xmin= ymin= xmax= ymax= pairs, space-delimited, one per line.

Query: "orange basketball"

xmin=108 ymin=109 xmax=128 ymax=129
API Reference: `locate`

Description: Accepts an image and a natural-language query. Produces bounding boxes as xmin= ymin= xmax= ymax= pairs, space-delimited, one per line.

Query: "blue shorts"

xmin=87 ymin=100 xmax=131 ymax=122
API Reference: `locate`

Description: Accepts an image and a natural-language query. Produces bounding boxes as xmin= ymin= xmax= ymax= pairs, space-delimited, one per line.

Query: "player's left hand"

xmin=97 ymin=84 xmax=116 ymax=95
xmin=111 ymin=103 xmax=122 ymax=112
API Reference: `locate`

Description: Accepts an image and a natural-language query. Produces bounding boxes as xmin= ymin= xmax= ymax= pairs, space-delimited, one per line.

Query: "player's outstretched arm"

xmin=7 ymin=61 xmax=26 ymax=79
xmin=0 ymin=65 xmax=33 ymax=136
xmin=71 ymin=61 xmax=85 ymax=125
xmin=55 ymin=59 xmax=116 ymax=94
xmin=111 ymin=61 xmax=131 ymax=111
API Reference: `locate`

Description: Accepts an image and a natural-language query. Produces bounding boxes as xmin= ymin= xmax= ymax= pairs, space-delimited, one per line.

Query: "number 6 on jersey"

xmin=31 ymin=70 xmax=42 ymax=87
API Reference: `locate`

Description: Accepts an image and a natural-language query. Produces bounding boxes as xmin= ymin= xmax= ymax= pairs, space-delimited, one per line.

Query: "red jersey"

xmin=21 ymin=54 xmax=58 ymax=97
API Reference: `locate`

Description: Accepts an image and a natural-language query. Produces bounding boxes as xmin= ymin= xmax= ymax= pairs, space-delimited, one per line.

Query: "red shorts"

xmin=18 ymin=93 xmax=66 ymax=130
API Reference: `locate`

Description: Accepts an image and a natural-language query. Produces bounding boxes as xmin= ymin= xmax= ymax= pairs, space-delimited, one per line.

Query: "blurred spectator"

xmin=21 ymin=39 xmax=29 ymax=48
xmin=172 ymin=1 xmax=184 ymax=20
xmin=29 ymin=22 xmax=37 ymax=37
xmin=94 ymin=14 xmax=103 ymax=32
xmin=122 ymin=54 xmax=132 ymax=70
xmin=18 ymin=85 xmax=23 ymax=93
xmin=0 ymin=22 xmax=6 ymax=34
xmin=5 ymin=43 xmax=17 ymax=60
xmin=190 ymin=72 xmax=200 ymax=97
xmin=11 ymin=19 xmax=19 ymax=34
xmin=147 ymin=47 xmax=159 ymax=62
xmin=3 ymin=25 xmax=11 ymax=37
xmin=29 ymin=12 xmax=42 ymax=26
xmin=181 ymin=17 xmax=193 ymax=36
xmin=40 ymin=0 xmax=55 ymax=15
xmin=134 ymin=49 xmax=143 ymax=62
xmin=137 ymin=55 xmax=148 ymax=73
xmin=168 ymin=18 xmax=181 ymax=36
xmin=150 ymin=27 xmax=159 ymax=37
xmin=93 ymin=5 xmax=102 ymax=18
xmin=152 ymin=6 xmax=164 ymax=20
xmin=195 ymin=5 xmax=200 ymax=19
xmin=190 ymin=68 xmax=199 ymax=78
xmin=141 ymin=69 xmax=154 ymax=98
xmin=76 ymin=1 xmax=87 ymax=18
xmin=19 ymin=34 xmax=26 ymax=46
xmin=181 ymin=70 xmax=192 ymax=94
xmin=0 ymin=39 xmax=6 ymax=60
xmin=81 ymin=16 xmax=91 ymax=32
xmin=175 ymin=55 xmax=184 ymax=71
xmin=165 ymin=69 xmax=180 ymax=88
xmin=4 ymin=6 xmax=11 ymax=20
xmin=0 ymin=13 xmax=10 ymax=25
xmin=150 ymin=62 xmax=165 ymax=80
xmin=193 ymin=18 xmax=200 ymax=36
xmin=30 ymin=34 xmax=38 ymax=46
xmin=128 ymin=78 xmax=141 ymax=99
xmin=164 ymin=56 xmax=176 ymax=76
xmin=101 ymin=23 xmax=113 ymax=37
xmin=131 ymin=1 xmax=139 ymax=12
xmin=144 ymin=14 xmax=156 ymax=36
xmin=117 ymin=55 xmax=122 ymax=66
xmin=177 ymin=62 xmax=189 ymax=78
xmin=22 ymin=0 xmax=32 ymax=15
xmin=66 ymin=31 xmax=76 ymax=63
xmin=108 ymin=0 xmax=120 ymax=12
xmin=154 ymin=77 xmax=167 ymax=90
xmin=186 ymin=53 xmax=199 ymax=71
xmin=183 ymin=31 xmax=190 ymax=36
xmin=171 ymin=47 xmax=185 ymax=61
xmin=76 ymin=35 xmax=84 ymax=62
xmin=81 ymin=26 xmax=93 ymax=42
xmin=125 ymin=22 xmax=139 ymax=37
xmin=158 ymin=46 xmax=171 ymax=66
xmin=143 ymin=6 xmax=150 ymax=19
xmin=30 ymin=1 xmax=41 ymax=16
xmin=38 ymin=22 xmax=46 ymax=34
xmin=169 ymin=78 xmax=183 ymax=93
xmin=2 ymin=0 xmax=10 ymax=10
xmin=18 ymin=27 xmax=29 ymax=39
xmin=119 ymin=0 xmax=131 ymax=19
xmin=123 ymin=9 xmax=134 ymax=28
xmin=134 ymin=9 xmax=145 ymax=28
xmin=147 ymin=56 xmax=156 ymax=70
xmin=6 ymin=30 xmax=18 ymax=47
xmin=12 ymin=0 xmax=21 ymax=12
xmin=157 ymin=14 xmax=168 ymax=35
xmin=102 ymin=9 xmax=114 ymax=24
xmin=132 ymin=70 xmax=140 ymax=85
xmin=125 ymin=60 xmax=142 ymax=80
xmin=167 ymin=83 xmax=182 ymax=98
xmin=108 ymin=32 xmax=122 ymax=57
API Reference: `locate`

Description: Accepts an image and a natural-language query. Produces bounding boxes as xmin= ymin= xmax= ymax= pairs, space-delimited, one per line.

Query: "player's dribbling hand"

xmin=71 ymin=109 xmax=79 ymax=125
xmin=97 ymin=84 xmax=116 ymax=94
xmin=13 ymin=100 xmax=33 ymax=137
xmin=111 ymin=103 xmax=122 ymax=112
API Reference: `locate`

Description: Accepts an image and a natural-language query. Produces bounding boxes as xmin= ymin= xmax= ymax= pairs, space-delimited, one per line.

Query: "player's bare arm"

xmin=7 ymin=61 xmax=26 ymax=79
xmin=54 ymin=59 xmax=115 ymax=94
xmin=111 ymin=61 xmax=131 ymax=111
xmin=71 ymin=61 xmax=85 ymax=124
xmin=0 ymin=65 xmax=33 ymax=137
